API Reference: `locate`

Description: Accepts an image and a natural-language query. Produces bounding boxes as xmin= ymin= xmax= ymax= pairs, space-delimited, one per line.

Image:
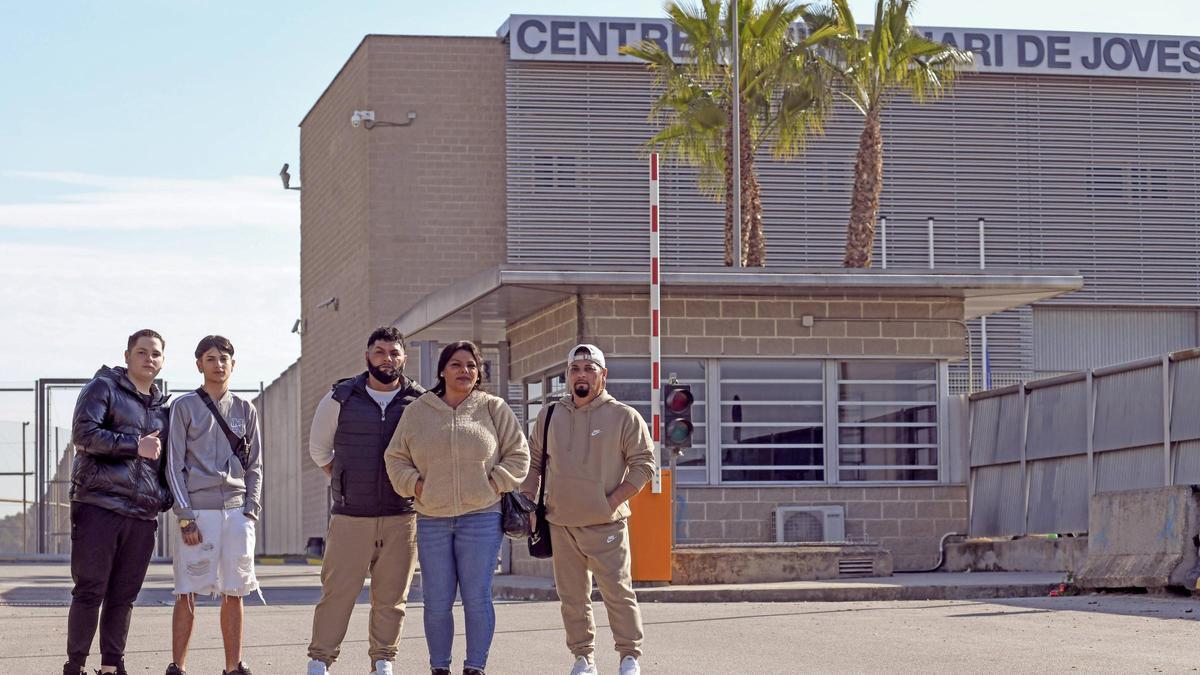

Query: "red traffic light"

xmin=662 ymin=382 xmax=695 ymax=452
xmin=665 ymin=387 xmax=693 ymax=413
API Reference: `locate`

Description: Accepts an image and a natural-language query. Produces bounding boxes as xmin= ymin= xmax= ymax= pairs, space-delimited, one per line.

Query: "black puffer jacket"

xmin=330 ymin=373 xmax=424 ymax=517
xmin=70 ymin=366 xmax=173 ymax=520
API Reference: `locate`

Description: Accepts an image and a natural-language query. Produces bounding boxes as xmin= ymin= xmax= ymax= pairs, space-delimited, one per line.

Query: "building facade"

xmin=294 ymin=17 xmax=1197 ymax=569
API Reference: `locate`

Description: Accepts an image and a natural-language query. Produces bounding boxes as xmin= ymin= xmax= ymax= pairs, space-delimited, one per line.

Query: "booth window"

xmin=604 ymin=359 xmax=708 ymax=484
xmin=522 ymin=372 xmax=566 ymax=437
xmin=836 ymin=361 xmax=939 ymax=481
xmin=522 ymin=357 xmax=942 ymax=485
xmin=718 ymin=360 xmax=824 ymax=483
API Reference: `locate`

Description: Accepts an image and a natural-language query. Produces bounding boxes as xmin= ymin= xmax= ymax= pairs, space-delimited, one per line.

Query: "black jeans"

xmin=66 ymin=502 xmax=157 ymax=668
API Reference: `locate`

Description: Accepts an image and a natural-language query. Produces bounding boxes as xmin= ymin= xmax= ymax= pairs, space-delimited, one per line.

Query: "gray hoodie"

xmin=167 ymin=389 xmax=263 ymax=520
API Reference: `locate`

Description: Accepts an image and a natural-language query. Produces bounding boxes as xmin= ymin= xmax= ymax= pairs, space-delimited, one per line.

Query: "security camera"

xmin=351 ymin=113 xmax=360 ymax=128
xmin=350 ymin=110 xmax=374 ymax=128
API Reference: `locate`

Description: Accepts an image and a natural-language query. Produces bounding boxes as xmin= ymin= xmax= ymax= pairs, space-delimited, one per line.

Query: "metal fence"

xmin=968 ymin=348 xmax=1200 ymax=537
xmin=0 ymin=380 xmax=269 ymax=558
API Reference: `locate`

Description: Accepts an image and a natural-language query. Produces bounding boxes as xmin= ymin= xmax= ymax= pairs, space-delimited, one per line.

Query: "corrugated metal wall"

xmin=1034 ymin=307 xmax=1197 ymax=373
xmin=968 ymin=352 xmax=1200 ymax=537
xmin=506 ymin=62 xmax=1200 ymax=381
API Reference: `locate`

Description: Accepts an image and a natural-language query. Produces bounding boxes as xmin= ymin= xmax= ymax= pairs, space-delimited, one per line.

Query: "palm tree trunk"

xmin=724 ymin=107 xmax=735 ymax=267
xmin=843 ymin=105 xmax=883 ymax=268
xmin=742 ymin=102 xmax=765 ymax=267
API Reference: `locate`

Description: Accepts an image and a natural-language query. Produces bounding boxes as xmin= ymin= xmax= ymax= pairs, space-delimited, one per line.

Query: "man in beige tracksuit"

xmin=522 ymin=344 xmax=655 ymax=675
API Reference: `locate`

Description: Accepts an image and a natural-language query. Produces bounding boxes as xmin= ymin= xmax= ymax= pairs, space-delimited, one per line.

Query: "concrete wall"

xmin=298 ymin=36 xmax=508 ymax=535
xmin=678 ymin=486 xmax=967 ymax=572
xmin=252 ymin=361 xmax=308 ymax=555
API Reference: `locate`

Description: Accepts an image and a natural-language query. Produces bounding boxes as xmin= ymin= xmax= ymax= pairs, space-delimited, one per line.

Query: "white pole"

xmin=927 ymin=216 xmax=935 ymax=269
xmin=649 ymin=153 xmax=663 ymax=494
xmin=731 ymin=0 xmax=742 ymax=268
xmin=979 ymin=217 xmax=990 ymax=389
xmin=880 ymin=216 xmax=888 ymax=269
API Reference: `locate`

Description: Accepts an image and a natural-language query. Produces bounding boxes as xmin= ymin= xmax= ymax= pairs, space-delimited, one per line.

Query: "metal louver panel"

xmin=507 ymin=61 xmax=1200 ymax=378
xmin=1034 ymin=307 xmax=1197 ymax=373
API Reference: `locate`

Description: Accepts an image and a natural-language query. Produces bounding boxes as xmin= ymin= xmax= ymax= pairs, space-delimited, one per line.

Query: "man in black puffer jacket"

xmin=65 ymin=329 xmax=174 ymax=675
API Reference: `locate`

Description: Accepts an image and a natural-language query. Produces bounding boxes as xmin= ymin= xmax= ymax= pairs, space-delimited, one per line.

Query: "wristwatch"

xmin=178 ymin=518 xmax=194 ymax=529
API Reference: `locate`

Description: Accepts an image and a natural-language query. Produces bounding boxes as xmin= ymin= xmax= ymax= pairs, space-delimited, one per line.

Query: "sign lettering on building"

xmin=501 ymin=15 xmax=1200 ymax=81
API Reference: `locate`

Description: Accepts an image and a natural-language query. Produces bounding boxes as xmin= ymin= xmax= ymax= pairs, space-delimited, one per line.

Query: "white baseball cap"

xmin=567 ymin=343 xmax=606 ymax=369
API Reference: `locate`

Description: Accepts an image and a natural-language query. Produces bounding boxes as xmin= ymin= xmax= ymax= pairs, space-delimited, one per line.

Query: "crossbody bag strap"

xmin=194 ymin=388 xmax=246 ymax=466
xmin=536 ymin=402 xmax=556 ymax=508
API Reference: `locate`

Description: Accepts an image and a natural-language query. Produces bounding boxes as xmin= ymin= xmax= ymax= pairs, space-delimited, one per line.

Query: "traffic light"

xmin=663 ymin=383 xmax=694 ymax=454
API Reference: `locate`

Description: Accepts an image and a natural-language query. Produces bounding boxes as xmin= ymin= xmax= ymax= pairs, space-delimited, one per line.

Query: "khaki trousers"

xmin=550 ymin=519 xmax=644 ymax=660
xmin=308 ymin=513 xmax=418 ymax=667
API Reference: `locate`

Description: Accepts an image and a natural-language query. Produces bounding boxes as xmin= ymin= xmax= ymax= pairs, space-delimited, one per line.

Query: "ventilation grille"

xmin=775 ymin=506 xmax=846 ymax=543
xmin=838 ymin=558 xmax=876 ymax=577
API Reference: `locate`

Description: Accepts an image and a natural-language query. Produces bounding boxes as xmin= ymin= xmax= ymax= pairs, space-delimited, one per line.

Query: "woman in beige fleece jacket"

xmin=384 ymin=340 xmax=528 ymax=675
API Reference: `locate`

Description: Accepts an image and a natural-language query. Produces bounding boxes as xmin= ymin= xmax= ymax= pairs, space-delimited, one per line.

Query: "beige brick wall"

xmin=677 ymin=485 xmax=968 ymax=571
xmin=577 ymin=292 xmax=968 ymax=359
xmin=299 ymin=36 xmax=507 ymax=458
xmin=363 ymin=36 xmax=508 ymax=326
xmin=508 ymin=297 xmax=579 ymax=381
xmin=299 ymin=41 xmax=372 ymax=466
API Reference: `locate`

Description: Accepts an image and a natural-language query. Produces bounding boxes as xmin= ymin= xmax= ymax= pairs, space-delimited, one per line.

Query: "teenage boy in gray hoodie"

xmin=164 ymin=335 xmax=262 ymax=675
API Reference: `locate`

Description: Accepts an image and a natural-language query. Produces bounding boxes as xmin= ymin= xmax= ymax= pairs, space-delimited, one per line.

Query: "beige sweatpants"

xmin=550 ymin=519 xmax=644 ymax=660
xmin=307 ymin=513 xmax=417 ymax=668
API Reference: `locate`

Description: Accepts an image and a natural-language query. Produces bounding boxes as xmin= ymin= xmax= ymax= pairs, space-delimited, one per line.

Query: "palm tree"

xmin=622 ymin=0 xmax=828 ymax=266
xmin=805 ymin=0 xmax=972 ymax=268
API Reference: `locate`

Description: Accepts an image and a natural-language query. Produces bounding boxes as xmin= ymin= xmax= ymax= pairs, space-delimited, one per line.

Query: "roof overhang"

xmin=394 ymin=265 xmax=1083 ymax=344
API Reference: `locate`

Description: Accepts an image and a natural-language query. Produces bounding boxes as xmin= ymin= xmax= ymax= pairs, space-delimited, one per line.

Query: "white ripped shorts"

xmin=173 ymin=507 xmax=258 ymax=597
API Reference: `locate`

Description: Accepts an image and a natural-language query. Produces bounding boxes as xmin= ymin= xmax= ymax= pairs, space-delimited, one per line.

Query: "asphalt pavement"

xmin=2 ymin=563 xmax=1197 ymax=674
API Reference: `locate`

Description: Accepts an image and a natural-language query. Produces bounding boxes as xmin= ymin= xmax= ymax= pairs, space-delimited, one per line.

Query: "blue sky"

xmin=0 ymin=0 xmax=1197 ymax=395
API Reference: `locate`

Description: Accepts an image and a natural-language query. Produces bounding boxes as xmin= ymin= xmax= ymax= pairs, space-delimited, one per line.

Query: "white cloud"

xmin=0 ymin=172 xmax=298 ymax=230
xmin=0 ymin=241 xmax=300 ymax=383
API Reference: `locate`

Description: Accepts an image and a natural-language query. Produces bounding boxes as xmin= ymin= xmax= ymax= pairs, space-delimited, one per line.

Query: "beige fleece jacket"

xmin=385 ymin=390 xmax=530 ymax=518
xmin=520 ymin=391 xmax=656 ymax=528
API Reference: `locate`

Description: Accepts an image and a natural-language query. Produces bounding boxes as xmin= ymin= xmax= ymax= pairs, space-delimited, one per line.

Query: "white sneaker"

xmin=619 ymin=655 xmax=640 ymax=675
xmin=306 ymin=659 xmax=328 ymax=675
xmin=373 ymin=660 xmax=394 ymax=675
xmin=570 ymin=655 xmax=599 ymax=675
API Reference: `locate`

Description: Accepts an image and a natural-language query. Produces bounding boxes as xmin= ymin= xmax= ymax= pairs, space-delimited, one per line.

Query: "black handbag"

xmin=527 ymin=403 xmax=556 ymax=559
xmin=501 ymin=490 xmax=536 ymax=540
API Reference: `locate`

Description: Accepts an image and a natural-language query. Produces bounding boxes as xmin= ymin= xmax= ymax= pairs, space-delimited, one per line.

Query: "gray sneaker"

xmin=618 ymin=656 xmax=640 ymax=675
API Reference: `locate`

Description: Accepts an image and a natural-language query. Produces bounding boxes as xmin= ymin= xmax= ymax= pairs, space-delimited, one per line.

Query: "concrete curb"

xmin=490 ymin=577 xmax=1065 ymax=603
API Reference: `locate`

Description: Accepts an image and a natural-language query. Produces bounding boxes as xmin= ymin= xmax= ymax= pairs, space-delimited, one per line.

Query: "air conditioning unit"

xmin=775 ymin=505 xmax=846 ymax=543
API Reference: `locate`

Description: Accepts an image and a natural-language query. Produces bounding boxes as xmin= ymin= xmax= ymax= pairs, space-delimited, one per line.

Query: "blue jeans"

xmin=416 ymin=511 xmax=503 ymax=670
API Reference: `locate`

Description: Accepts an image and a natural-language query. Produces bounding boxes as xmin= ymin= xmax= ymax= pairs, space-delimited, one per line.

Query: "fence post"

xmin=1163 ymin=355 xmax=1172 ymax=486
xmin=1086 ymin=370 xmax=1095 ymax=497
xmin=966 ymin=393 xmax=976 ymax=536
xmin=1019 ymin=384 xmax=1030 ymax=536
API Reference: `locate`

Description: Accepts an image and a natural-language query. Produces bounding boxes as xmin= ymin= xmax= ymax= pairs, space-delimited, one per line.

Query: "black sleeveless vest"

xmin=329 ymin=373 xmax=424 ymax=517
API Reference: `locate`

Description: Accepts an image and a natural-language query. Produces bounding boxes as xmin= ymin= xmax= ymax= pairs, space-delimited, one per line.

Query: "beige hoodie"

xmin=521 ymin=390 xmax=656 ymax=528
xmin=385 ymin=390 xmax=530 ymax=518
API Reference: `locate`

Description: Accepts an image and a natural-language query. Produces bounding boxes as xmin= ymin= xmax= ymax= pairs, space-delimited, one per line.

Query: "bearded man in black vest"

xmin=305 ymin=327 xmax=425 ymax=675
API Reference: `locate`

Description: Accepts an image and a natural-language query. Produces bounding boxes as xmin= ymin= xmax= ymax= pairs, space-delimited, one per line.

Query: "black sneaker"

xmin=463 ymin=669 xmax=485 ymax=675
xmin=222 ymin=663 xmax=252 ymax=675
xmin=62 ymin=662 xmax=82 ymax=675
xmin=164 ymin=664 xmax=186 ymax=675
xmin=432 ymin=669 xmax=452 ymax=675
